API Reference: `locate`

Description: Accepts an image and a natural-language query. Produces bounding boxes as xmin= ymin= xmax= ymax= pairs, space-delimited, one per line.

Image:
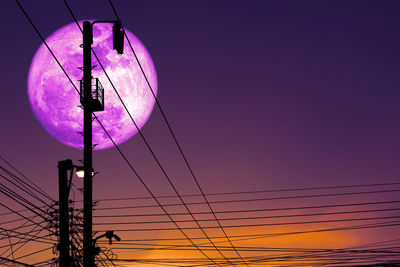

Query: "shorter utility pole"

xmin=58 ymin=159 xmax=73 ymax=267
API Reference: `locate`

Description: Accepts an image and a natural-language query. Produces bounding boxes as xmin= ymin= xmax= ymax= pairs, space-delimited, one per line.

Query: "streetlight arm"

xmin=93 ymin=231 xmax=121 ymax=246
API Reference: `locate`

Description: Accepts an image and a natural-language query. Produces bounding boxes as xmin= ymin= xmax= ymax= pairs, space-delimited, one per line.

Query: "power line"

xmin=12 ymin=246 xmax=52 ymax=261
xmin=14 ymin=1 xmax=400 ymax=266
xmin=92 ymin=221 xmax=400 ymax=243
xmin=0 ymin=171 xmax=50 ymax=208
xmin=0 ymin=156 xmax=54 ymax=202
xmin=90 ymin=181 xmax=400 ymax=202
xmin=93 ymin=200 xmax=400 ymax=218
xmin=17 ymin=1 xmax=225 ymax=264
xmin=93 ymin=188 xmax=400 ymax=211
xmin=1 ymin=225 xmax=46 ymax=261
xmin=0 ymin=182 xmax=48 ymax=218
xmin=0 ymin=227 xmax=53 ymax=243
xmin=0 ymin=256 xmax=34 ymax=267
xmin=92 ymin=207 xmax=400 ymax=226
xmin=93 ymin=215 xmax=400 ymax=232
xmin=0 ymin=204 xmax=49 ymax=217
xmin=107 ymin=0 xmax=248 ymax=265
xmin=61 ymin=1 xmax=248 ymax=265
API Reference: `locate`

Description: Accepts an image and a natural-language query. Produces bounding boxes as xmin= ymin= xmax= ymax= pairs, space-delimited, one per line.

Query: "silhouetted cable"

xmin=94 ymin=215 xmax=400 ymax=232
xmin=107 ymin=0 xmax=248 ymax=265
xmin=93 ymin=200 xmax=400 ymax=218
xmin=62 ymin=1 xmax=241 ymax=265
xmin=92 ymin=221 xmax=400 ymax=246
xmin=122 ymin=247 xmax=400 ymax=266
xmin=0 ymin=190 xmax=48 ymax=231
xmin=0 ymin=215 xmax=37 ymax=226
xmin=0 ymin=227 xmax=53 ymax=243
xmin=0 ymin=171 xmax=50 ymax=208
xmin=2 ymin=224 xmax=46 ymax=260
xmin=12 ymin=246 xmax=52 ymax=261
xmin=17 ymin=1 xmax=223 ymax=264
xmin=93 ymin=188 xmax=400 ymax=211
xmin=0 ymin=182 xmax=48 ymax=216
xmin=0 ymin=256 xmax=34 ymax=267
xmin=31 ymin=259 xmax=56 ymax=267
xmin=220 ymin=221 xmax=400 ymax=244
xmin=92 ymin=207 xmax=400 ymax=226
xmin=106 ymin=2 xmax=400 ymax=265
xmin=99 ymin=248 xmax=117 ymax=267
xmin=0 ymin=188 xmax=51 ymax=234
xmin=0 ymin=204 xmax=49 ymax=217
xmin=0 ymin=220 xmax=35 ymax=257
xmin=107 ymin=246 xmax=400 ymax=254
xmin=0 ymin=156 xmax=54 ymax=202
xmin=0 ymin=236 xmax=53 ymax=249
xmin=91 ymin=181 xmax=400 ymax=202
xmin=92 ymin=112 xmax=223 ymax=265
xmin=0 ymin=165 xmax=51 ymax=208
xmin=112 ymin=251 xmax=400 ymax=266
xmin=98 ymin=234 xmax=400 ymax=256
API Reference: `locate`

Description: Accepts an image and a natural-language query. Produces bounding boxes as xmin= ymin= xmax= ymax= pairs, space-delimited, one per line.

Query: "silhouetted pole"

xmin=58 ymin=159 xmax=73 ymax=267
xmin=81 ymin=19 xmax=123 ymax=267
xmin=82 ymin=21 xmax=94 ymax=267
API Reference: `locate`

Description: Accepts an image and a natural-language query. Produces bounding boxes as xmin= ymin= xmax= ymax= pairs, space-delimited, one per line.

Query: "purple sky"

xmin=1 ymin=1 xmax=400 ymax=260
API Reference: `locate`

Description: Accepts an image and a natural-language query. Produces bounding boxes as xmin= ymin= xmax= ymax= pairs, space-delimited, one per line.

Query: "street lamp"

xmin=75 ymin=166 xmax=94 ymax=178
xmin=75 ymin=166 xmax=84 ymax=178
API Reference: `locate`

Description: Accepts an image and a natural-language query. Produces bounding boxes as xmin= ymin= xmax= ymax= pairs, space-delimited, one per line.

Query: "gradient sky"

xmin=1 ymin=0 xmax=400 ymax=265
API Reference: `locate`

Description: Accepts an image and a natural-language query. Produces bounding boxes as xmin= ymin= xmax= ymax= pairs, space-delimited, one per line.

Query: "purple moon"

xmin=28 ymin=21 xmax=157 ymax=150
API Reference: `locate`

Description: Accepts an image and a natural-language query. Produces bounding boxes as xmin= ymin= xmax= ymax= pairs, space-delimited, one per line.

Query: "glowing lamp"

xmin=75 ymin=166 xmax=94 ymax=178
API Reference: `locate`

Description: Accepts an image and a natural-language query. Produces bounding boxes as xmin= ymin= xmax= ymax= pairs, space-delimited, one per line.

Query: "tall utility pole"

xmin=58 ymin=159 xmax=73 ymax=267
xmin=81 ymin=20 xmax=124 ymax=267
xmin=82 ymin=21 xmax=94 ymax=267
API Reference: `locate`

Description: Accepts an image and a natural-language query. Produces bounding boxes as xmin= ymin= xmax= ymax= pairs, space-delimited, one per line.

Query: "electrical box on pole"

xmin=112 ymin=22 xmax=124 ymax=55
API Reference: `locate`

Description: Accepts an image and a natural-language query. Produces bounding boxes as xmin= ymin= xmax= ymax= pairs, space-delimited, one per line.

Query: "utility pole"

xmin=81 ymin=20 xmax=124 ymax=267
xmin=58 ymin=159 xmax=73 ymax=267
xmin=82 ymin=20 xmax=95 ymax=267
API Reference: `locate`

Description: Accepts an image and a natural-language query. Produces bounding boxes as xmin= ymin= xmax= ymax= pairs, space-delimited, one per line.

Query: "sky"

xmin=1 ymin=0 xmax=400 ymax=266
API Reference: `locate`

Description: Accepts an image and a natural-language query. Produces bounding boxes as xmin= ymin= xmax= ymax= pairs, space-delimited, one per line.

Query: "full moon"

xmin=28 ymin=21 xmax=157 ymax=150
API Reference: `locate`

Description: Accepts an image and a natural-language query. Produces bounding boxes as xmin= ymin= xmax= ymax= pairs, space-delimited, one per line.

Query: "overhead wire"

xmin=0 ymin=183 xmax=48 ymax=220
xmin=93 ymin=207 xmax=400 ymax=226
xmin=12 ymin=246 xmax=52 ymax=261
xmin=93 ymin=215 xmax=400 ymax=232
xmin=62 ymin=2 xmax=240 ymax=265
xmin=2 ymin=225 xmax=47 ymax=261
xmin=107 ymin=0 xmax=248 ymax=264
xmin=0 ymin=156 xmax=54 ymax=202
xmin=93 ymin=199 xmax=400 ymax=218
xmin=90 ymin=181 xmax=400 ymax=202
xmin=95 ymin=220 xmax=400 ymax=244
xmin=0 ymin=171 xmax=50 ymax=208
xmin=92 ymin=188 xmax=400 ymax=211
xmin=16 ymin=1 xmax=224 ymax=265
xmin=0 ymin=255 xmax=34 ymax=267
xmin=14 ymin=1 xmax=400 ymax=265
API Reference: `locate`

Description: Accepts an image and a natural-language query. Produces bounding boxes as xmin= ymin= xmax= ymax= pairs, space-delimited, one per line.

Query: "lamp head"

xmin=75 ymin=166 xmax=94 ymax=178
